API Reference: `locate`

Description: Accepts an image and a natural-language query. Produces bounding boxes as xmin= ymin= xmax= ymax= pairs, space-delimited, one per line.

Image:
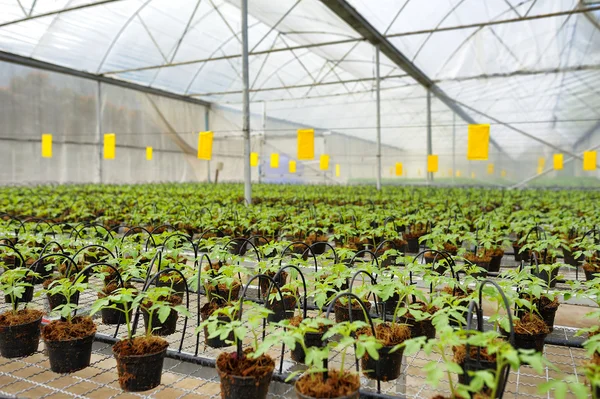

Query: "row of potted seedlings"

xmin=0 ymin=224 xmax=598 ymax=398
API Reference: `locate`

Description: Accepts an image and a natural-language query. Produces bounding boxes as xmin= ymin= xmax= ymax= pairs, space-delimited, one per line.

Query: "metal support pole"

xmin=205 ymin=107 xmax=211 ymax=183
xmin=260 ymin=101 xmax=266 ymax=184
xmin=96 ymin=81 xmax=103 ymax=184
xmin=241 ymin=0 xmax=252 ymax=204
xmin=452 ymin=112 xmax=456 ymax=184
xmin=375 ymin=45 xmax=382 ymax=191
xmin=426 ymin=89 xmax=433 ymax=183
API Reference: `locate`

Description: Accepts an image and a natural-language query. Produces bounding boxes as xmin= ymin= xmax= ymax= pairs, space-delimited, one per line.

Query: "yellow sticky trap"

xmin=146 ymin=147 xmax=153 ymax=161
xmin=553 ymin=154 xmax=563 ymax=170
xmin=538 ymin=157 xmax=545 ymax=169
xmin=418 ymin=169 xmax=421 ymax=176
xmin=335 ymin=164 xmax=340 ymax=177
xmin=270 ymin=153 xmax=279 ymax=168
xmin=198 ymin=131 xmax=213 ymax=160
xmin=583 ymin=151 xmax=597 ymax=171
xmin=501 ymin=170 xmax=507 ymax=178
xmin=487 ymin=163 xmax=494 ymax=175
xmin=467 ymin=124 xmax=490 ymax=160
xmin=448 ymin=168 xmax=452 ymax=177
xmin=395 ymin=162 xmax=403 ymax=176
xmin=289 ymin=160 xmax=296 ymax=173
xmin=41 ymin=134 xmax=52 ymax=158
xmin=297 ymin=129 xmax=314 ymax=160
xmin=427 ymin=155 xmax=438 ymax=173
xmin=104 ymin=133 xmax=115 ymax=159
xmin=250 ymin=152 xmax=259 ymax=167
xmin=320 ymin=154 xmax=329 ymax=170
xmin=456 ymin=170 xmax=461 ymax=177
xmin=537 ymin=165 xmax=543 ymax=174
xmin=471 ymin=172 xmax=476 ymax=179
xmin=389 ymin=166 xmax=394 ymax=176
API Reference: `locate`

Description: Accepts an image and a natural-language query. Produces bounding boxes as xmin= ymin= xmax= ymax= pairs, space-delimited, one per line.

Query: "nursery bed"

xmin=0 ymin=339 xmax=589 ymax=398
xmin=6 ymin=282 xmax=590 ymax=399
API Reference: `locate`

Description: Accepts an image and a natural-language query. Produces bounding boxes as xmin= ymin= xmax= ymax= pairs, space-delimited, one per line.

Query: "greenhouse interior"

xmin=1 ymin=1 xmax=600 ymax=398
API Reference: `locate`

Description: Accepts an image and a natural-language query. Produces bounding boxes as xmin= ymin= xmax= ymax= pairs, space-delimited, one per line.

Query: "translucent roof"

xmin=1 ymin=0 xmax=600 ymax=155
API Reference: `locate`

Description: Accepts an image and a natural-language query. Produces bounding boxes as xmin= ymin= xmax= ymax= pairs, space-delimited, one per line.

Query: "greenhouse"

xmin=0 ymin=1 xmax=599 ymax=399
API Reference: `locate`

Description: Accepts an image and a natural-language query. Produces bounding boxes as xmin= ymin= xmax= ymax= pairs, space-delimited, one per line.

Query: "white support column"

xmin=96 ymin=81 xmax=103 ymax=184
xmin=452 ymin=112 xmax=456 ymax=184
xmin=260 ymin=101 xmax=266 ymax=184
xmin=241 ymin=0 xmax=252 ymax=204
xmin=375 ymin=45 xmax=382 ymax=191
xmin=205 ymin=107 xmax=211 ymax=183
xmin=426 ymin=89 xmax=433 ymax=183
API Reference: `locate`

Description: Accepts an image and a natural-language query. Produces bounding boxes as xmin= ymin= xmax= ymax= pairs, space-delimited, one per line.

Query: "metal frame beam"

xmin=188 ymin=73 xmax=407 ymax=97
xmin=573 ymin=120 xmax=600 ymax=148
xmin=320 ymin=0 xmax=507 ymax=155
xmin=375 ymin=45 xmax=382 ymax=191
xmin=97 ymin=4 xmax=600 ymax=76
xmin=0 ymin=0 xmax=124 ymax=28
xmin=241 ymin=0 xmax=252 ymax=205
xmin=0 ymin=50 xmax=211 ymax=108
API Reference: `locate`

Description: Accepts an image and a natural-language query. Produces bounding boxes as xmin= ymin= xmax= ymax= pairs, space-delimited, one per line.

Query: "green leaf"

xmin=157 ymin=306 xmax=171 ymax=324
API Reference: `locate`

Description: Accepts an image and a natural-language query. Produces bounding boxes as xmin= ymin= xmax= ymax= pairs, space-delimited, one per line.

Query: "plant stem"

xmin=439 ymin=345 xmax=457 ymax=397
xmin=339 ymin=348 xmax=346 ymax=376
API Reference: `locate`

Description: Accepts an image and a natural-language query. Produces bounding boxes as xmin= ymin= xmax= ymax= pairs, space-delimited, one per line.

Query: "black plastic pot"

xmin=0 ymin=314 xmax=42 ymax=358
xmin=101 ymin=301 xmax=131 ymax=325
xmin=0 ymin=255 xmax=18 ymax=269
xmin=47 ymin=292 xmax=80 ymax=311
xmin=201 ymin=304 xmax=234 ymax=348
xmin=531 ymin=267 xmax=560 ymax=288
xmin=458 ymin=356 xmax=507 ymax=399
xmin=33 ymin=263 xmax=53 ymax=285
xmin=295 ymin=382 xmax=359 ymax=399
xmin=511 ymin=331 xmax=548 ymax=353
xmin=424 ymin=253 xmax=448 ymax=274
xmin=361 ymin=345 xmax=404 ymax=381
xmin=142 ymin=308 xmax=178 ymax=336
xmin=324 ymin=281 xmax=349 ymax=306
xmin=406 ymin=238 xmax=420 ymax=253
xmin=539 ymin=305 xmax=558 ymax=333
xmin=228 ymin=240 xmax=248 ymax=256
xmin=4 ymin=285 xmax=34 ymax=305
xmin=563 ymin=249 xmax=583 ymax=266
xmin=585 ymin=269 xmax=598 ymax=281
xmin=310 ymin=241 xmax=327 ymax=255
xmin=401 ymin=314 xmax=435 ymax=340
xmin=114 ymin=346 xmax=167 ymax=391
xmin=334 ymin=301 xmax=372 ymax=323
xmin=45 ymin=332 xmax=95 ymax=373
xmin=266 ymin=296 xmax=296 ymax=323
xmin=379 ymin=254 xmax=398 ymax=268
xmin=156 ymin=279 xmax=186 ymax=297
xmin=488 ymin=254 xmax=503 ymax=272
xmin=291 ymin=331 xmax=324 ymax=363
xmin=217 ymin=361 xmax=273 ymax=399
xmin=259 ymin=271 xmax=287 ymax=298
xmin=206 ymin=284 xmax=241 ymax=303
xmin=376 ymin=293 xmax=400 ymax=316
xmin=513 ymin=245 xmax=527 ymax=262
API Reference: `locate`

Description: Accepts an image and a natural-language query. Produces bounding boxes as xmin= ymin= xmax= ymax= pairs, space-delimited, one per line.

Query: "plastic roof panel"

xmin=1 ymin=0 xmax=600 ymax=158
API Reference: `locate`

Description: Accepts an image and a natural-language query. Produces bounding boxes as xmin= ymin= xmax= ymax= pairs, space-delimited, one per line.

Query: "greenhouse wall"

xmin=1 ymin=60 xmax=407 ymax=186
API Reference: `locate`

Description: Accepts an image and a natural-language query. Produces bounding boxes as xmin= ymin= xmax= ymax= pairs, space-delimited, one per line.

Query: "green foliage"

xmin=44 ymin=274 xmax=88 ymax=323
xmin=0 ymin=267 xmax=39 ymax=314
